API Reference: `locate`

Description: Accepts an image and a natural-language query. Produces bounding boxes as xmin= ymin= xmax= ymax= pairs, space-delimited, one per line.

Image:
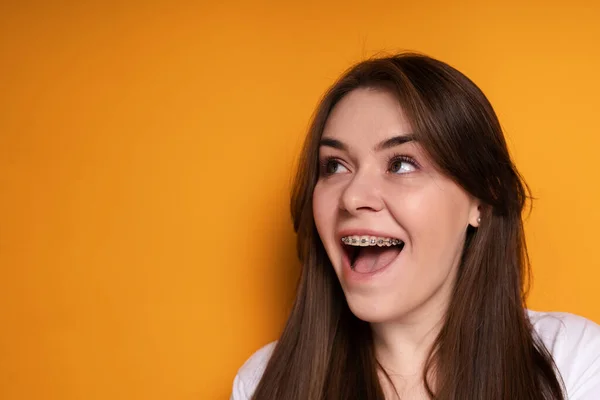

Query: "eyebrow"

xmin=319 ymin=134 xmax=416 ymax=152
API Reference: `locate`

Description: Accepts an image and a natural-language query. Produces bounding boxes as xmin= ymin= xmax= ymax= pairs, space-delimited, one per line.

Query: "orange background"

xmin=1 ymin=1 xmax=599 ymax=399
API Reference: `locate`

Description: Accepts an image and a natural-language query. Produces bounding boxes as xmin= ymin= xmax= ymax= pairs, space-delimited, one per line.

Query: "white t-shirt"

xmin=231 ymin=310 xmax=600 ymax=399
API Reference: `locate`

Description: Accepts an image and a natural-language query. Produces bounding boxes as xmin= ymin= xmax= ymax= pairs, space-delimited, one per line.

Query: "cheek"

xmin=388 ymin=182 xmax=470 ymax=251
xmin=312 ymin=182 xmax=345 ymax=271
xmin=312 ymin=183 xmax=335 ymax=239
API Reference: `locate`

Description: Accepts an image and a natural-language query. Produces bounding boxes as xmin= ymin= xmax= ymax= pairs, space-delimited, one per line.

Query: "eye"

xmin=389 ymin=155 xmax=418 ymax=174
xmin=320 ymin=158 xmax=349 ymax=176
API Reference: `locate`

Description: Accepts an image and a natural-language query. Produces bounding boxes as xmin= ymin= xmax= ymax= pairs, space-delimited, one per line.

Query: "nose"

xmin=340 ymin=171 xmax=384 ymax=215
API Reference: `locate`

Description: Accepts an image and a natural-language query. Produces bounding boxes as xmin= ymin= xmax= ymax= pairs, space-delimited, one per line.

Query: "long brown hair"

xmin=252 ymin=53 xmax=565 ymax=399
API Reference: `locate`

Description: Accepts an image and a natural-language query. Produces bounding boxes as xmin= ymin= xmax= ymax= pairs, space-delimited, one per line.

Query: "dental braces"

xmin=341 ymin=236 xmax=403 ymax=247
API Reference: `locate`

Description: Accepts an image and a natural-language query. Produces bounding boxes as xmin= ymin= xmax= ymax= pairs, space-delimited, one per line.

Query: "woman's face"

xmin=312 ymin=87 xmax=480 ymax=324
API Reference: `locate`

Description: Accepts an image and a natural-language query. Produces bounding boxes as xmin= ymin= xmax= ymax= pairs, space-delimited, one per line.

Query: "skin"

xmin=312 ymin=87 xmax=481 ymax=397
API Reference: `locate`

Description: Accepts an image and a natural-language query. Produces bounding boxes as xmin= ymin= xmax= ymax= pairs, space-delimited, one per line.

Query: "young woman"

xmin=230 ymin=53 xmax=600 ymax=399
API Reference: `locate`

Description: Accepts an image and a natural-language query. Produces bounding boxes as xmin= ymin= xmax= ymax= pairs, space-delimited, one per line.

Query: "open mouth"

xmin=341 ymin=235 xmax=405 ymax=274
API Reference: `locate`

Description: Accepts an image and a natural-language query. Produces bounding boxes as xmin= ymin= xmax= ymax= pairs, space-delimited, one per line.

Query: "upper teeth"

xmin=341 ymin=235 xmax=402 ymax=247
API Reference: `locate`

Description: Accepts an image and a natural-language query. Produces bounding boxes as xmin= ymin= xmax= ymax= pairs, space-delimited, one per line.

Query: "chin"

xmin=344 ymin=294 xmax=404 ymax=324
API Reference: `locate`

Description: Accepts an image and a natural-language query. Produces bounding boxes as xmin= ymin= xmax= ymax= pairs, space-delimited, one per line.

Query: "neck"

xmin=370 ymin=283 xmax=452 ymax=379
xmin=372 ymin=308 xmax=444 ymax=379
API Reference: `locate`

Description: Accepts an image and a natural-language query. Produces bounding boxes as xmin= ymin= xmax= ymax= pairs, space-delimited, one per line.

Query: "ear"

xmin=468 ymin=200 xmax=483 ymax=228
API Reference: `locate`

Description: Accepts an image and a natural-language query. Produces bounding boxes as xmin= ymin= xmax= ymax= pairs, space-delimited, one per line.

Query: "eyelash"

xmin=318 ymin=154 xmax=420 ymax=176
xmin=318 ymin=157 xmax=341 ymax=176
xmin=387 ymin=153 xmax=420 ymax=173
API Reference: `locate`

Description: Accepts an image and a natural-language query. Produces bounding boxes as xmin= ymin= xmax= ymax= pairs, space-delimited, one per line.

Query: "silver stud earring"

xmin=477 ymin=217 xmax=482 ymax=224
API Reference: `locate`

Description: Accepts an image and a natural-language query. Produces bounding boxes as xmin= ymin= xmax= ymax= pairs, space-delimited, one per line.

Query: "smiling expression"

xmin=312 ymin=87 xmax=481 ymax=324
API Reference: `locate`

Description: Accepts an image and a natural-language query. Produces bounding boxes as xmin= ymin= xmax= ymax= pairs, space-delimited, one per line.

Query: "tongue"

xmin=352 ymin=246 xmax=401 ymax=273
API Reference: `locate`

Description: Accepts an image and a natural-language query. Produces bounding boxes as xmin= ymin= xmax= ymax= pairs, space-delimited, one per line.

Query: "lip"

xmin=337 ymin=228 xmax=405 ymax=283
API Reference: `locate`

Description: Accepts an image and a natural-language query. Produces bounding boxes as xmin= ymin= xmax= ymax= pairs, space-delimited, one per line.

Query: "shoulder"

xmin=528 ymin=309 xmax=600 ymax=399
xmin=229 ymin=314 xmax=600 ymax=399
xmin=230 ymin=341 xmax=277 ymax=400
xmin=527 ymin=309 xmax=600 ymax=350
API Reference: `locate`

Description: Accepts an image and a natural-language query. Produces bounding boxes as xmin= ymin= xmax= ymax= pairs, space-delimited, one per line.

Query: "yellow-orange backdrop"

xmin=1 ymin=1 xmax=599 ymax=399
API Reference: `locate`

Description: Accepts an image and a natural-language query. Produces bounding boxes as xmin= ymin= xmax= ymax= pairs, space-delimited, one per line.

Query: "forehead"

xmin=322 ymin=87 xmax=413 ymax=143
